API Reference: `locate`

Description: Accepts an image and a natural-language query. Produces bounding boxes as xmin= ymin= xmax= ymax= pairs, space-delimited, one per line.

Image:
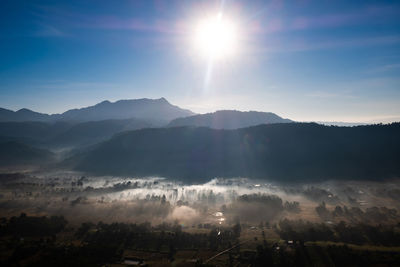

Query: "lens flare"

xmin=194 ymin=13 xmax=238 ymax=60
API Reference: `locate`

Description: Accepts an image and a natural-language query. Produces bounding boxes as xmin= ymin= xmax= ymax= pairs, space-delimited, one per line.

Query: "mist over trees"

xmin=1 ymin=171 xmax=400 ymax=266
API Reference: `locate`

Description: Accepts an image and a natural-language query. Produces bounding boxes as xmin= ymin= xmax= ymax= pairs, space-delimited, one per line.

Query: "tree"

xmin=233 ymin=223 xmax=241 ymax=239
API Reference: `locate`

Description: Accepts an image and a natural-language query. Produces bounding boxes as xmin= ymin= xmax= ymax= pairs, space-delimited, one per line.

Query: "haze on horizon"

xmin=1 ymin=0 xmax=400 ymax=123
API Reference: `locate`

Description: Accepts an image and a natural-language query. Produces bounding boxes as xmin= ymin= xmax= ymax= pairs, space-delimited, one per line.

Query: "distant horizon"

xmin=1 ymin=96 xmax=399 ymax=124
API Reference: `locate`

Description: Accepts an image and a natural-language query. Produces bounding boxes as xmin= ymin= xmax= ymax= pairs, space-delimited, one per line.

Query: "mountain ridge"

xmin=67 ymin=122 xmax=400 ymax=182
xmin=0 ymin=98 xmax=195 ymax=124
xmin=0 ymin=108 xmax=51 ymax=122
xmin=0 ymin=118 xmax=153 ymax=149
xmin=0 ymin=141 xmax=55 ymax=167
xmin=168 ymin=110 xmax=292 ymax=129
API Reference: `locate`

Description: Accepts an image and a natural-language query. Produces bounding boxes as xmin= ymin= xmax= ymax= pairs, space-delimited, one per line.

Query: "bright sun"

xmin=194 ymin=14 xmax=238 ymax=60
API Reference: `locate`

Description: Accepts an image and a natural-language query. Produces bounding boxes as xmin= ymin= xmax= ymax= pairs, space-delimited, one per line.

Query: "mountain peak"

xmin=57 ymin=97 xmax=194 ymax=124
xmin=97 ymin=100 xmax=111 ymax=105
xmin=16 ymin=108 xmax=34 ymax=113
xmin=0 ymin=108 xmax=50 ymax=122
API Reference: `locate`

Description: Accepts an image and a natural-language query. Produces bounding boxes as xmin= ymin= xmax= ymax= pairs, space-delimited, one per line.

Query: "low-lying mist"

xmin=1 ymin=171 xmax=399 ymax=227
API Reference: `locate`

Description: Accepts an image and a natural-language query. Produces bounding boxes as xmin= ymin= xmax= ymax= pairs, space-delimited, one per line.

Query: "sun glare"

xmin=194 ymin=14 xmax=238 ymax=60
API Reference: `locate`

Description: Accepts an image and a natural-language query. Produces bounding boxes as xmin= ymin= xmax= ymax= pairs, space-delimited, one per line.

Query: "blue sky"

xmin=1 ymin=0 xmax=400 ymax=122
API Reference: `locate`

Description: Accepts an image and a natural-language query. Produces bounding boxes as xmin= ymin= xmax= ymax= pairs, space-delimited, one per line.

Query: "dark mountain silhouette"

xmin=68 ymin=123 xmax=400 ymax=182
xmin=0 ymin=98 xmax=195 ymax=124
xmin=57 ymin=98 xmax=194 ymax=124
xmin=60 ymin=98 xmax=194 ymax=124
xmin=0 ymin=108 xmax=51 ymax=122
xmin=0 ymin=141 xmax=54 ymax=167
xmin=0 ymin=119 xmax=152 ymax=149
xmin=168 ymin=110 xmax=292 ymax=129
xmin=0 ymin=98 xmax=196 ymax=149
xmin=0 ymin=121 xmax=71 ymax=146
xmin=49 ymin=118 xmax=152 ymax=147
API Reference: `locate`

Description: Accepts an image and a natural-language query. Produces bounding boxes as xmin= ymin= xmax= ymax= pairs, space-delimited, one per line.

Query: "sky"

xmin=1 ymin=0 xmax=400 ymax=123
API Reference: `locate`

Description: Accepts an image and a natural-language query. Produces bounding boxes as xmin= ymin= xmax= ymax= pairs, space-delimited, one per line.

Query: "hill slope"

xmin=168 ymin=110 xmax=292 ymax=129
xmin=49 ymin=118 xmax=152 ymax=147
xmin=0 ymin=121 xmax=71 ymax=146
xmin=0 ymin=119 xmax=153 ymax=149
xmin=69 ymin=123 xmax=400 ymax=182
xmin=0 ymin=141 xmax=54 ymax=167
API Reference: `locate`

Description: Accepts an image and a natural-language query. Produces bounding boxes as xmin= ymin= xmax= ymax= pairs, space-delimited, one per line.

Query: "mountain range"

xmin=3 ymin=97 xmax=398 ymax=183
xmin=0 ymin=98 xmax=194 ymax=124
xmin=0 ymin=98 xmax=292 ymax=149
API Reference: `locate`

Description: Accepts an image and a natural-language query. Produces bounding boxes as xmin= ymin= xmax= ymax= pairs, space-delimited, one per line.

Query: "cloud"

xmin=32 ymin=5 xmax=185 ymax=35
xmin=249 ymin=4 xmax=400 ymax=35
xmin=307 ymin=91 xmax=356 ymax=99
xmin=367 ymin=64 xmax=400 ymax=73
xmin=83 ymin=17 xmax=184 ymax=34
xmin=32 ymin=24 xmax=68 ymax=37
xmin=33 ymin=81 xmax=117 ymax=91
xmin=256 ymin=35 xmax=400 ymax=53
xmin=290 ymin=5 xmax=400 ymax=30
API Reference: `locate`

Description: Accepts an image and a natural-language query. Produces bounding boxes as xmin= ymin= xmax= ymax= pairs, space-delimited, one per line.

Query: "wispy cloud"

xmin=307 ymin=90 xmax=356 ymax=99
xmin=367 ymin=63 xmax=400 ymax=73
xmin=248 ymin=3 xmax=400 ymax=36
xmin=256 ymin=35 xmax=400 ymax=53
xmin=80 ymin=16 xmax=184 ymax=34
xmin=32 ymin=24 xmax=68 ymax=37
xmin=290 ymin=5 xmax=400 ymax=31
xmin=32 ymin=80 xmax=118 ymax=91
xmin=32 ymin=5 xmax=185 ymax=35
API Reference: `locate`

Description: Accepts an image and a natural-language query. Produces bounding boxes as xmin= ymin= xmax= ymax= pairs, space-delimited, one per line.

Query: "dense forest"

xmin=69 ymin=122 xmax=400 ymax=182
